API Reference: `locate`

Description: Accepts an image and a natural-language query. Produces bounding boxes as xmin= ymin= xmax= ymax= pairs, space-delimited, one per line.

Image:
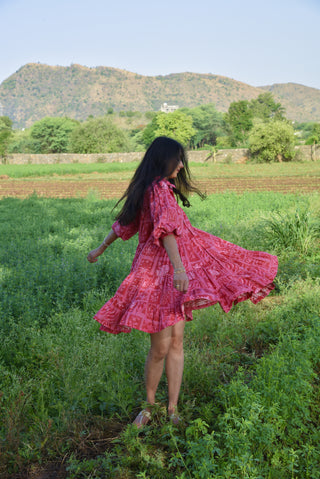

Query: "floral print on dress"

xmin=94 ymin=179 xmax=278 ymax=334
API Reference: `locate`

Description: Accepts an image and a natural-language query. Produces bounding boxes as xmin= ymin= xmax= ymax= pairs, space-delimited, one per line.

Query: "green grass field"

xmin=0 ymin=161 xmax=141 ymax=179
xmin=1 ymin=179 xmax=320 ymax=477
xmin=1 ymin=160 xmax=320 ymax=181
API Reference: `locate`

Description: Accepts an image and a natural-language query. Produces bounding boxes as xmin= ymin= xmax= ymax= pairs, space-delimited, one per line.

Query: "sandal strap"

xmin=139 ymin=409 xmax=151 ymax=419
xmin=169 ymin=412 xmax=181 ymax=425
xmin=134 ymin=409 xmax=151 ymax=426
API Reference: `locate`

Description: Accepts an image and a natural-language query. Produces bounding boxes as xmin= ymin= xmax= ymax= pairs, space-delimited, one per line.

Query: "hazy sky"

xmin=0 ymin=0 xmax=319 ymax=89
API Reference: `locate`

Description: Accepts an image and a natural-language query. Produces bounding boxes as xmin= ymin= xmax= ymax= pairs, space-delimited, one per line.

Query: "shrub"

xmin=69 ymin=117 xmax=131 ymax=153
xmin=30 ymin=116 xmax=79 ymax=153
xmin=261 ymin=208 xmax=320 ymax=255
xmin=249 ymin=120 xmax=296 ymax=162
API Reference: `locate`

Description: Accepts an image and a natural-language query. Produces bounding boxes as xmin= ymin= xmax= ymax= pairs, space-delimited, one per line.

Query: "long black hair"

xmin=114 ymin=136 xmax=205 ymax=225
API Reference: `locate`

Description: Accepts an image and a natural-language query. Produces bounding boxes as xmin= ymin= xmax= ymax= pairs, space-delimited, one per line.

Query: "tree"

xmin=224 ymin=100 xmax=253 ymax=146
xmin=224 ymin=94 xmax=286 ymax=148
xmin=305 ymin=123 xmax=320 ymax=145
xmin=250 ymin=92 xmax=285 ymax=121
xmin=8 ymin=128 xmax=35 ymax=153
xmin=130 ymin=127 xmax=147 ymax=152
xmin=292 ymin=121 xmax=314 ymax=141
xmin=0 ymin=116 xmax=13 ymax=162
xmin=248 ymin=120 xmax=296 ymax=163
xmin=31 ymin=117 xmax=79 ymax=153
xmin=181 ymin=104 xmax=225 ymax=148
xmin=142 ymin=116 xmax=159 ymax=147
xmin=69 ymin=117 xmax=131 ymax=153
xmin=305 ymin=123 xmax=320 ymax=160
xmin=142 ymin=111 xmax=195 ymax=147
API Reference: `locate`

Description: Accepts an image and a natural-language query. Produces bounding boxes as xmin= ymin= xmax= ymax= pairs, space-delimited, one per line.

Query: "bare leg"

xmin=133 ymin=326 xmax=172 ymax=427
xmin=165 ymin=320 xmax=185 ymax=415
xmin=133 ymin=321 xmax=186 ymax=427
xmin=145 ymin=327 xmax=173 ymax=404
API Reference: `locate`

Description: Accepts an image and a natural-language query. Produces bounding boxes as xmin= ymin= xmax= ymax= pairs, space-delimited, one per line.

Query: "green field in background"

xmin=1 ymin=160 xmax=320 ymax=181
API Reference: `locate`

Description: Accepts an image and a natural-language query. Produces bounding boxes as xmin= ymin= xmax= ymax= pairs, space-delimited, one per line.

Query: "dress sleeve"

xmin=150 ymin=181 xmax=183 ymax=246
xmin=112 ymin=217 xmax=139 ymax=241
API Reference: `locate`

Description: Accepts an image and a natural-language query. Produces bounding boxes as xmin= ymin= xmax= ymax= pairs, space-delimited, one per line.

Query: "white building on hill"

xmin=160 ymin=103 xmax=179 ymax=113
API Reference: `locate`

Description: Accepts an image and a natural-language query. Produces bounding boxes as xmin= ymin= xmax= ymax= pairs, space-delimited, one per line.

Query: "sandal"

xmin=133 ymin=409 xmax=151 ymax=429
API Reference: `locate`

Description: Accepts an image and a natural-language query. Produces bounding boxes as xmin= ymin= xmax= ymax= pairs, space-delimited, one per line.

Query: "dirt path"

xmin=0 ymin=176 xmax=319 ymax=199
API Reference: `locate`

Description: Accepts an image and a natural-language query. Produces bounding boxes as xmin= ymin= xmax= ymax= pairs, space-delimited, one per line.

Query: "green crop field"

xmin=1 ymin=186 xmax=320 ymax=477
xmin=1 ymin=160 xmax=320 ymax=180
xmin=0 ymin=161 xmax=142 ymax=179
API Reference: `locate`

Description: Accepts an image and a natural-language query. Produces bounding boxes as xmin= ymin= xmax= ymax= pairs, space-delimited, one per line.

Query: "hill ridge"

xmin=1 ymin=63 xmax=319 ymax=127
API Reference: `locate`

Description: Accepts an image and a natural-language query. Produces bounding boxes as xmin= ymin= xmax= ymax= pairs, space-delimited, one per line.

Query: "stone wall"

xmin=210 ymin=148 xmax=250 ymax=163
xmin=3 ymin=152 xmax=144 ymax=165
xmin=2 ymin=145 xmax=319 ymax=165
xmin=294 ymin=144 xmax=320 ymax=162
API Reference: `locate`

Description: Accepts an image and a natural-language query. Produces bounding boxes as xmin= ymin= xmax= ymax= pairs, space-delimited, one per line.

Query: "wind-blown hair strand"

xmin=114 ymin=136 xmax=205 ymax=225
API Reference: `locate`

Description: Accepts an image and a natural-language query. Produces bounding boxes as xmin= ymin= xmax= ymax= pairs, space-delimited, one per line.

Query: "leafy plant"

xmin=261 ymin=208 xmax=319 ymax=254
xmin=249 ymin=120 xmax=296 ymax=163
xmin=69 ymin=116 xmax=131 ymax=153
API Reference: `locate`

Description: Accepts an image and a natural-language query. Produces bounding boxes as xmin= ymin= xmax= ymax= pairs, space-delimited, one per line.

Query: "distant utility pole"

xmin=0 ymin=102 xmax=3 ymax=116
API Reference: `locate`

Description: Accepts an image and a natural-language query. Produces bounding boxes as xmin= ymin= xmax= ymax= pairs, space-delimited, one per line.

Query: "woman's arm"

xmin=162 ymin=234 xmax=189 ymax=293
xmin=87 ymin=230 xmax=118 ymax=263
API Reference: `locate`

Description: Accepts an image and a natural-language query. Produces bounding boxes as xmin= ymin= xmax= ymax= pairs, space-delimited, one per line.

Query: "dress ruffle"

xmin=94 ymin=179 xmax=278 ymax=334
xmin=150 ymin=180 xmax=183 ymax=246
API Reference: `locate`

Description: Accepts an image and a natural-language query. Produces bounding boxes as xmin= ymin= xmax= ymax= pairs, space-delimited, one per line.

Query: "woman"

xmin=87 ymin=136 xmax=278 ymax=428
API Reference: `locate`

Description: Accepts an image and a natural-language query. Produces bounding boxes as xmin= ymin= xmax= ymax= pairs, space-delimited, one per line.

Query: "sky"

xmin=0 ymin=0 xmax=319 ymax=89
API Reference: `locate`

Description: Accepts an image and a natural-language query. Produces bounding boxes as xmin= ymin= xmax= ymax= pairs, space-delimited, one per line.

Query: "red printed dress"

xmin=94 ymin=179 xmax=278 ymax=334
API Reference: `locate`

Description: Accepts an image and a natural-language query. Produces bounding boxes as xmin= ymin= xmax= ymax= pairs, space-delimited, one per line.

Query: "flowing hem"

xmin=94 ymin=280 xmax=276 ymax=335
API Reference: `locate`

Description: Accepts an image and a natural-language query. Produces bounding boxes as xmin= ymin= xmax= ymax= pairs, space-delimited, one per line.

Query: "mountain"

xmin=260 ymin=83 xmax=320 ymax=123
xmin=0 ymin=63 xmax=319 ymax=127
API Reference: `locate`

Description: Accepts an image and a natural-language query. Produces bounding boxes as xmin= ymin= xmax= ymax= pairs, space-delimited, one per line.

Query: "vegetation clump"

xmin=0 ymin=185 xmax=319 ymax=478
xmin=248 ymin=120 xmax=296 ymax=163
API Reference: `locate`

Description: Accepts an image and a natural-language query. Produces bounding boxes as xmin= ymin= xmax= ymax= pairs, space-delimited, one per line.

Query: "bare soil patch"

xmin=7 ymin=418 xmax=124 ymax=479
xmin=0 ymin=176 xmax=319 ymax=199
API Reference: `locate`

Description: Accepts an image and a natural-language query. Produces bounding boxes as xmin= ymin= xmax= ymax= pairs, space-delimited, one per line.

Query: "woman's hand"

xmin=161 ymin=235 xmax=188 ymax=293
xmin=173 ymin=270 xmax=189 ymax=293
xmin=87 ymin=246 xmax=104 ymax=263
xmin=87 ymin=231 xmax=118 ymax=263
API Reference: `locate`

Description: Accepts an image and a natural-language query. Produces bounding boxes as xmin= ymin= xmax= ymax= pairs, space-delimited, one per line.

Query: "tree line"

xmin=1 ymin=93 xmax=319 ymax=163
